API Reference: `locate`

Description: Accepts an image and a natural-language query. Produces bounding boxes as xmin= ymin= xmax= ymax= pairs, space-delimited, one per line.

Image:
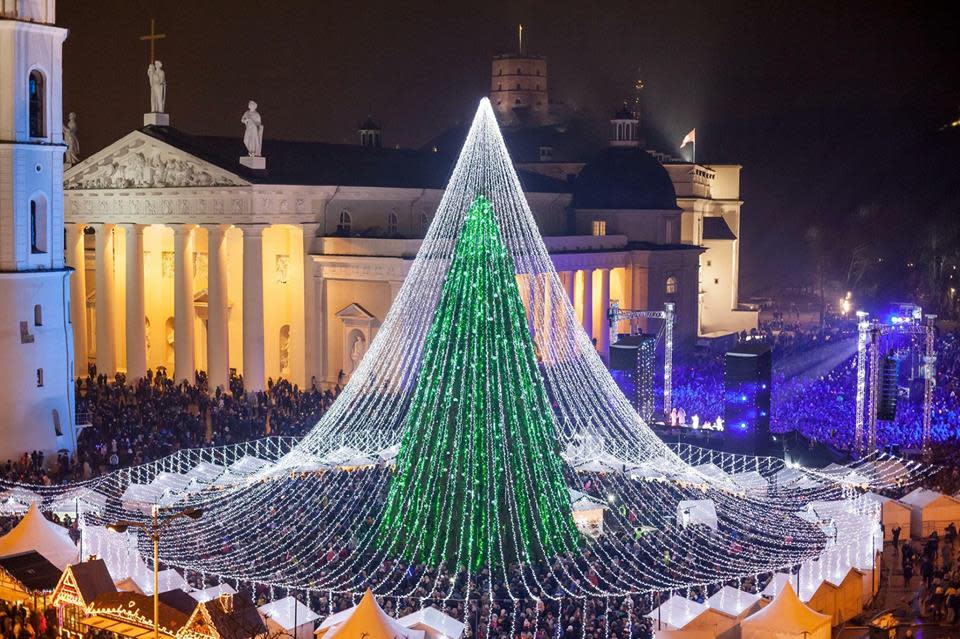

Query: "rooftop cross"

xmin=139 ymin=18 xmax=166 ymax=64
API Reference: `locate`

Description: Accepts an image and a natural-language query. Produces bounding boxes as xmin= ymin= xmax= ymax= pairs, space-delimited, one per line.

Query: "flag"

xmin=681 ymin=128 xmax=696 ymax=148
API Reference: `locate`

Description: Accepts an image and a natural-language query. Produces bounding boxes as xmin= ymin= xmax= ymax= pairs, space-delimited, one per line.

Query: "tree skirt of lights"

xmin=0 ymin=100 xmax=933 ymax=623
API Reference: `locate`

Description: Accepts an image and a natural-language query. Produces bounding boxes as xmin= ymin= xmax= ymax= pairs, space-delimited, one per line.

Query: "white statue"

xmin=63 ymin=112 xmax=79 ymax=165
xmin=147 ymin=61 xmax=166 ymax=113
xmin=241 ymin=101 xmax=264 ymax=157
xmin=349 ymin=333 xmax=366 ymax=372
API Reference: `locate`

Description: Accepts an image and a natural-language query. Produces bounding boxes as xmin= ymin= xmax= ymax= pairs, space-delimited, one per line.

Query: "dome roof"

xmin=573 ymin=147 xmax=678 ymax=210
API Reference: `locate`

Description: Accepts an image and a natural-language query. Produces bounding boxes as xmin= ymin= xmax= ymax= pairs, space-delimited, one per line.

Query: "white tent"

xmin=0 ymin=488 xmax=41 ymax=515
xmin=729 ymin=471 xmax=768 ymax=493
xmin=228 ymin=455 xmax=274 ymax=476
xmin=568 ymin=489 xmax=607 ymax=537
xmin=677 ymin=500 xmax=718 ymax=531
xmin=772 ymin=467 xmax=820 ymax=490
xmin=742 ymin=583 xmax=830 ymax=639
xmin=260 ymin=596 xmax=321 ymax=639
xmin=190 ymin=582 xmax=236 ymax=602
xmin=120 ymin=482 xmax=164 ymax=513
xmin=706 ymin=585 xmax=763 ymax=619
xmin=645 ymin=595 xmax=708 ymax=631
xmin=691 ymin=463 xmax=734 ymax=488
xmin=185 ymin=461 xmax=227 ymax=483
xmin=397 ymin=606 xmax=466 ymax=639
xmin=150 ymin=471 xmax=192 ymax=494
xmin=316 ymin=589 xmax=424 ymax=639
xmin=48 ymin=487 xmax=108 ymax=516
xmin=899 ymin=488 xmax=960 ymax=537
xmin=0 ymin=502 xmax=78 ymax=570
xmin=862 ymin=493 xmax=911 ymax=541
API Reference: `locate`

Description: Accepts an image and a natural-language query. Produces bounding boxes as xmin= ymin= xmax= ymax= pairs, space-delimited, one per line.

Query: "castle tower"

xmin=0 ymin=0 xmax=77 ymax=459
xmin=490 ymin=49 xmax=549 ymax=127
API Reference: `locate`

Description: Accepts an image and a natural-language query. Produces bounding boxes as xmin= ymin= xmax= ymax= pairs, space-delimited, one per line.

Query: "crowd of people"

xmin=661 ymin=321 xmax=960 ymax=452
xmin=0 ymin=366 xmax=341 ymax=486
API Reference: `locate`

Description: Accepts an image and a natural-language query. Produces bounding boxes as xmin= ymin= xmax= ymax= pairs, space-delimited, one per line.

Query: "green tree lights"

xmin=380 ymin=195 xmax=579 ymax=570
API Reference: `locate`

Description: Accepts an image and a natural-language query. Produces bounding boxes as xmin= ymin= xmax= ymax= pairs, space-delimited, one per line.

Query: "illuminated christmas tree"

xmin=379 ymin=194 xmax=579 ymax=569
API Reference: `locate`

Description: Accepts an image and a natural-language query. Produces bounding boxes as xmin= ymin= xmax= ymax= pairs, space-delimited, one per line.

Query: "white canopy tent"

xmin=899 ymin=488 xmax=960 ymax=538
xmin=397 ymin=606 xmax=466 ymax=639
xmin=645 ymin=594 xmax=736 ymax=634
xmin=185 ymin=461 xmax=226 ymax=483
xmin=0 ymin=502 xmax=78 ymax=570
xmin=119 ymin=482 xmax=164 ymax=513
xmin=677 ymin=499 xmax=718 ymax=531
xmin=568 ymin=489 xmax=607 ymax=537
xmin=259 ymin=595 xmax=321 ymax=639
xmin=190 ymin=582 xmax=236 ymax=602
xmin=728 ymin=471 xmax=768 ymax=493
xmin=706 ymin=585 xmax=763 ymax=619
xmin=742 ymin=583 xmax=830 ymax=639
xmin=228 ymin=455 xmax=274 ymax=476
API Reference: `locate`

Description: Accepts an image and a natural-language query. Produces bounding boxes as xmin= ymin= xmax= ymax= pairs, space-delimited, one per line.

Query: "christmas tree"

xmin=379 ymin=194 xmax=579 ymax=570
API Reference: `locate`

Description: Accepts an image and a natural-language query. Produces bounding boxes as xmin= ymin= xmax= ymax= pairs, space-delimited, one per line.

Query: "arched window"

xmin=516 ymin=67 xmax=522 ymax=75
xmin=386 ymin=211 xmax=398 ymax=236
xmin=34 ymin=305 xmax=42 ymax=326
xmin=337 ymin=210 xmax=352 ymax=234
xmin=515 ymin=83 xmax=521 ymax=90
xmin=498 ymin=68 xmax=503 ymax=76
xmin=36 ymin=368 xmax=44 ymax=387
xmin=30 ymin=196 xmax=47 ymax=253
xmin=28 ymin=70 xmax=45 ymax=137
xmin=665 ymin=275 xmax=678 ymax=296
xmin=420 ymin=211 xmax=430 ymax=235
xmin=515 ymin=99 xmax=522 ymax=106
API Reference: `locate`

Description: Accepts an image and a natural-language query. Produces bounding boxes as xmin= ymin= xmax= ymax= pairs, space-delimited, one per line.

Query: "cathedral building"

xmin=61 ymin=46 xmax=756 ymax=395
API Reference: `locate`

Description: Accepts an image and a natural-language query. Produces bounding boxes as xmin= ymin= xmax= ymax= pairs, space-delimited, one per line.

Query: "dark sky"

xmin=59 ymin=0 xmax=960 ymax=293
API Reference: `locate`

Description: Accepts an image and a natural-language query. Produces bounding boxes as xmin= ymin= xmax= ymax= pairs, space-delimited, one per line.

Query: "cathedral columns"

xmin=563 ymin=271 xmax=575 ymax=305
xmin=172 ymin=224 xmax=196 ymax=383
xmin=241 ymin=224 xmax=267 ymax=392
xmin=302 ymin=223 xmax=320 ymax=387
xmin=92 ymin=223 xmax=117 ymax=376
xmin=598 ymin=268 xmax=611 ymax=358
xmin=203 ymin=224 xmax=231 ymax=392
xmin=121 ymin=224 xmax=147 ymax=380
xmin=581 ymin=268 xmax=593 ymax=346
xmin=66 ymin=223 xmax=87 ymax=377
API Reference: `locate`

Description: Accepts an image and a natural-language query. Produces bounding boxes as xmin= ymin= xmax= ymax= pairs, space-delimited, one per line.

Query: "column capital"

xmin=66 ymin=222 xmax=87 ymax=234
xmin=199 ymin=223 xmax=233 ymax=234
xmin=238 ymin=223 xmax=269 ymax=237
xmin=117 ymin=222 xmax=148 ymax=234
xmin=171 ymin=223 xmax=197 ymax=236
xmin=88 ymin=222 xmax=114 ymax=231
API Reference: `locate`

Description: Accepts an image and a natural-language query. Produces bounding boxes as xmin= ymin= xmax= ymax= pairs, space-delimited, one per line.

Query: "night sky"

xmin=59 ymin=1 xmax=960 ymax=295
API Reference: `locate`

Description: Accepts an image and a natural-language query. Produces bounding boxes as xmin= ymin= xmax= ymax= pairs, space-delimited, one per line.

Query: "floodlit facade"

xmin=0 ymin=0 xmax=76 ymax=458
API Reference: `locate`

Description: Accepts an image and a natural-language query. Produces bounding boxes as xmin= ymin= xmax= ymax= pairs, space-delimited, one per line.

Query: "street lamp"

xmin=107 ymin=506 xmax=203 ymax=639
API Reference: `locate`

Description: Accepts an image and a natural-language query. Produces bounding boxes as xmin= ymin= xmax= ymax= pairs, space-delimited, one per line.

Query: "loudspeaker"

xmin=723 ymin=342 xmax=772 ymax=455
xmin=610 ymin=334 xmax=657 ymax=422
xmin=877 ymin=356 xmax=899 ymax=421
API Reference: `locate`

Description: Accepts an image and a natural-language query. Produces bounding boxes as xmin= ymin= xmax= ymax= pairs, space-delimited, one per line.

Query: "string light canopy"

xmin=0 ymin=99 xmax=936 ymax=625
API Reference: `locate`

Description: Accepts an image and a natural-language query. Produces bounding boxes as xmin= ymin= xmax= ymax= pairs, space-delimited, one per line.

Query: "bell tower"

xmin=0 ymin=0 xmax=77 ymax=459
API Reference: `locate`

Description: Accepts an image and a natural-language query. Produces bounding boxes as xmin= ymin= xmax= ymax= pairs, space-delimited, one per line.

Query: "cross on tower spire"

xmin=139 ymin=18 xmax=166 ymax=64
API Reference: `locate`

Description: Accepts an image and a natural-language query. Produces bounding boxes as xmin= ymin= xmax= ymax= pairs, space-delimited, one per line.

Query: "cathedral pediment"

xmin=335 ymin=303 xmax=376 ymax=321
xmin=64 ymin=131 xmax=248 ymax=190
